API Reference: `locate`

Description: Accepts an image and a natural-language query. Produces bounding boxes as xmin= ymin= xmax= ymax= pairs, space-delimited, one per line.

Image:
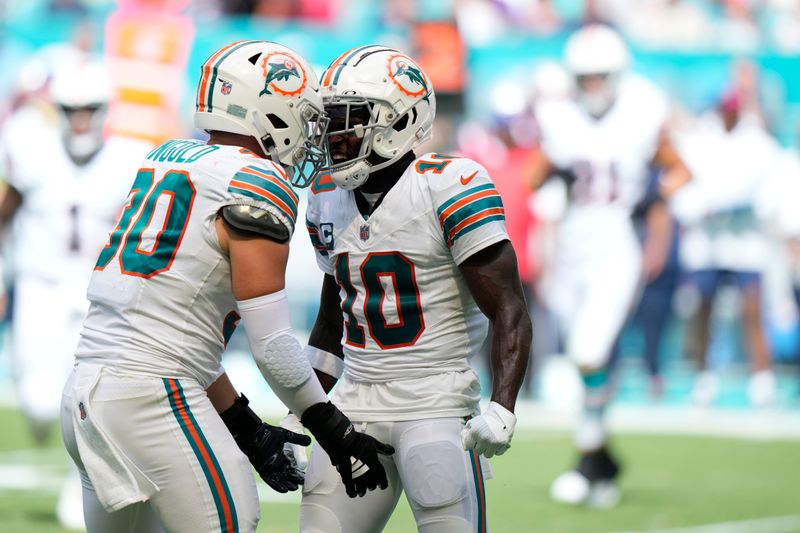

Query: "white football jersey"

xmin=0 ymin=106 xmax=150 ymax=285
xmin=76 ymin=140 xmax=300 ymax=387
xmin=535 ymin=74 xmax=668 ymax=253
xmin=673 ymin=113 xmax=780 ymax=272
xmin=306 ymin=153 xmax=509 ymax=420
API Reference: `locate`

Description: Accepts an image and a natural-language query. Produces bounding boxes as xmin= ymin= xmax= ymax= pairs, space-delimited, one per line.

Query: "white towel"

xmin=70 ymin=363 xmax=159 ymax=511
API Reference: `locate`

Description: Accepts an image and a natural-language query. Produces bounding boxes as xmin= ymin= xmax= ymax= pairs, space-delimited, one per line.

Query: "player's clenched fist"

xmin=221 ymin=394 xmax=311 ymax=493
xmin=461 ymin=402 xmax=517 ymax=458
xmin=301 ymin=401 xmax=395 ymax=498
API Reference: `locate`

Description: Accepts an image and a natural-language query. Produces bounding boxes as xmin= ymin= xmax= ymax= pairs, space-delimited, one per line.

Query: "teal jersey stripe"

xmin=207 ymin=41 xmax=257 ymax=112
xmin=437 ymin=183 xmax=495 ymax=217
xmin=227 ymin=185 xmax=296 ymax=225
xmin=243 ymin=166 xmax=300 ymax=203
xmin=449 ymin=214 xmax=506 ymax=247
xmin=442 ymin=195 xmax=504 ymax=239
xmin=331 ymin=45 xmax=377 ymax=86
xmin=232 ymin=170 xmax=299 ymax=218
xmin=163 ymin=379 xmax=239 ymax=533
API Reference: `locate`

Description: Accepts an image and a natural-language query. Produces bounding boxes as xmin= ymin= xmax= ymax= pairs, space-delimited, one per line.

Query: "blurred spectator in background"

xmin=672 ymin=83 xmax=781 ymax=407
xmin=457 ymin=94 xmax=540 ymax=392
xmin=0 ymin=58 xmax=151 ymax=529
xmin=528 ymin=24 xmax=691 ymax=508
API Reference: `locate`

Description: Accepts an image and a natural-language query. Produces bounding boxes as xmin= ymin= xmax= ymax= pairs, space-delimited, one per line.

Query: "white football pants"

xmin=546 ymin=228 xmax=642 ymax=370
xmin=61 ymin=365 xmax=260 ymax=533
xmin=300 ymin=417 xmax=491 ymax=533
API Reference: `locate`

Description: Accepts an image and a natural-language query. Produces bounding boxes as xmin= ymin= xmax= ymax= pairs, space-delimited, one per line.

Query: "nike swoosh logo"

xmin=460 ymin=170 xmax=478 ymax=186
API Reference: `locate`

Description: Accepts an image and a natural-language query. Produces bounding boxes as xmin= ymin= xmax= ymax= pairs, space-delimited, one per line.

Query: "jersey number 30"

xmin=95 ymin=168 xmax=196 ymax=278
xmin=336 ymin=252 xmax=425 ymax=349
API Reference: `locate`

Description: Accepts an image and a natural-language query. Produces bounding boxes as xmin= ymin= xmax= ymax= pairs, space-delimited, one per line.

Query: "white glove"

xmin=280 ymin=413 xmax=309 ymax=472
xmin=461 ymin=402 xmax=517 ymax=458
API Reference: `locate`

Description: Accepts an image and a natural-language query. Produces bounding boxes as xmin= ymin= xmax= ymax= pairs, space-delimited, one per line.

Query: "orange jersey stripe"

xmin=438 ymin=189 xmax=500 ymax=227
xmin=447 ymin=207 xmax=505 ymax=244
xmin=240 ymin=167 xmax=299 ymax=204
xmin=166 ymin=380 xmax=235 ymax=532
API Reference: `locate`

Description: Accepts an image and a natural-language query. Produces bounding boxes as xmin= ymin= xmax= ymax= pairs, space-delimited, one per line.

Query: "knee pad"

xmin=299 ymin=502 xmax=343 ymax=533
xmin=417 ymin=515 xmax=473 ymax=533
xmin=402 ymin=440 xmax=468 ymax=509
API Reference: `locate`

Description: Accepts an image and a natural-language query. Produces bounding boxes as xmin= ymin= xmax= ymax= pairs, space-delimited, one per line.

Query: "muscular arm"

xmin=307 ymin=274 xmax=344 ymax=393
xmin=215 ymin=216 xmax=289 ymax=299
xmin=653 ymin=134 xmax=691 ymax=198
xmin=458 ymin=240 xmax=532 ymax=412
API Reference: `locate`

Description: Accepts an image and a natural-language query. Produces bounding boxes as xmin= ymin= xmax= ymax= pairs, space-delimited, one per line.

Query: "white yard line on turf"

xmin=612 ymin=515 xmax=800 ymax=533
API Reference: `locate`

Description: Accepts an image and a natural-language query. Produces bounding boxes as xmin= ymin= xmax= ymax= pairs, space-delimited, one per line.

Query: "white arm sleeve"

xmin=305 ymin=345 xmax=344 ymax=379
xmin=236 ymin=291 xmax=328 ymax=415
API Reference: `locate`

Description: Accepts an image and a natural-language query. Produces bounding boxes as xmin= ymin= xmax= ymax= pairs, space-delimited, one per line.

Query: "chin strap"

xmin=330 ymin=159 xmax=371 ymax=190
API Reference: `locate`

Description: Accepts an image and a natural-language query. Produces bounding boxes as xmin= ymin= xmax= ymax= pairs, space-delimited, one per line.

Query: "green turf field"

xmin=1 ymin=407 xmax=798 ymax=533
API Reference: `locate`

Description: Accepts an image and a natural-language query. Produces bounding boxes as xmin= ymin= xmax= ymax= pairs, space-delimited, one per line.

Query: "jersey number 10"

xmin=336 ymin=252 xmax=425 ymax=349
xmin=95 ymin=168 xmax=196 ymax=278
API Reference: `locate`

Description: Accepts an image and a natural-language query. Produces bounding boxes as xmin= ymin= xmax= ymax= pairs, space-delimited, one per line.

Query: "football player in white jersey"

xmin=529 ymin=25 xmax=691 ymax=507
xmin=295 ymin=46 xmax=532 ymax=533
xmin=0 ymin=59 xmax=152 ymax=529
xmin=59 ymin=41 xmax=394 ymax=533
xmin=672 ymin=91 xmax=779 ymax=407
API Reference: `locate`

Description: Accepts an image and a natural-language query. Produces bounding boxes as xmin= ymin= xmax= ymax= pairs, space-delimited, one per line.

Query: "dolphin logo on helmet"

xmin=260 ymin=53 xmax=307 ymax=97
xmin=387 ymin=54 xmax=430 ymax=101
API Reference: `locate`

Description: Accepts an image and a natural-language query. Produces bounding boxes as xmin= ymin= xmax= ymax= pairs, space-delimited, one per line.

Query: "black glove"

xmin=220 ymin=394 xmax=312 ymax=493
xmin=301 ymin=401 xmax=395 ymax=498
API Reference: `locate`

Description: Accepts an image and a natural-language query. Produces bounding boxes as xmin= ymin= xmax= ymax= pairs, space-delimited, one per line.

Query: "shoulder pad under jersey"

xmin=221 ymin=204 xmax=290 ymax=243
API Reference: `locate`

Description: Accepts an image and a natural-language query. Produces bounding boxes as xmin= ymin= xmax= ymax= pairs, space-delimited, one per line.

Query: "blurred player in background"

xmin=529 ymin=24 xmax=691 ymax=507
xmin=299 ymin=45 xmax=531 ymax=532
xmin=0 ymin=59 xmax=151 ymax=530
xmin=60 ymin=40 xmax=393 ymax=533
xmin=672 ymin=88 xmax=780 ymax=407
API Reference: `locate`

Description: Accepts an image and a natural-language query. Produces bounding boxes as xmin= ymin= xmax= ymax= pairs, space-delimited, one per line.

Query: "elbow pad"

xmin=237 ymin=291 xmax=327 ymax=415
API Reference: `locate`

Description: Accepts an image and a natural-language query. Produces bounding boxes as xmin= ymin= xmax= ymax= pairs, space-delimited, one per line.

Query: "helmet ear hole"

xmin=248 ymin=53 xmax=261 ymax=65
xmin=392 ymin=113 xmax=409 ymax=132
xmin=266 ymin=113 xmax=289 ymax=129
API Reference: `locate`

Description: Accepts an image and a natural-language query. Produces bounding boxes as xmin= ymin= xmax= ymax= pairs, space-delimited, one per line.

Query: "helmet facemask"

xmin=322 ymin=93 xmax=425 ymax=190
xmin=251 ymin=100 xmax=330 ymax=188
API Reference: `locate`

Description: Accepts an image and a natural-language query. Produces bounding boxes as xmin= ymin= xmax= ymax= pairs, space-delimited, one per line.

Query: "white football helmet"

xmin=564 ymin=25 xmax=630 ymax=117
xmin=319 ymin=45 xmax=436 ymax=190
xmin=50 ymin=60 xmax=111 ymax=164
xmin=194 ymin=40 xmax=328 ymax=188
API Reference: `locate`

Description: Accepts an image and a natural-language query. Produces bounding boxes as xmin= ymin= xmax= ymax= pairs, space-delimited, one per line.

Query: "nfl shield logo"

xmin=221 ymin=80 xmax=232 ymax=95
xmin=359 ymin=225 xmax=370 ymax=241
